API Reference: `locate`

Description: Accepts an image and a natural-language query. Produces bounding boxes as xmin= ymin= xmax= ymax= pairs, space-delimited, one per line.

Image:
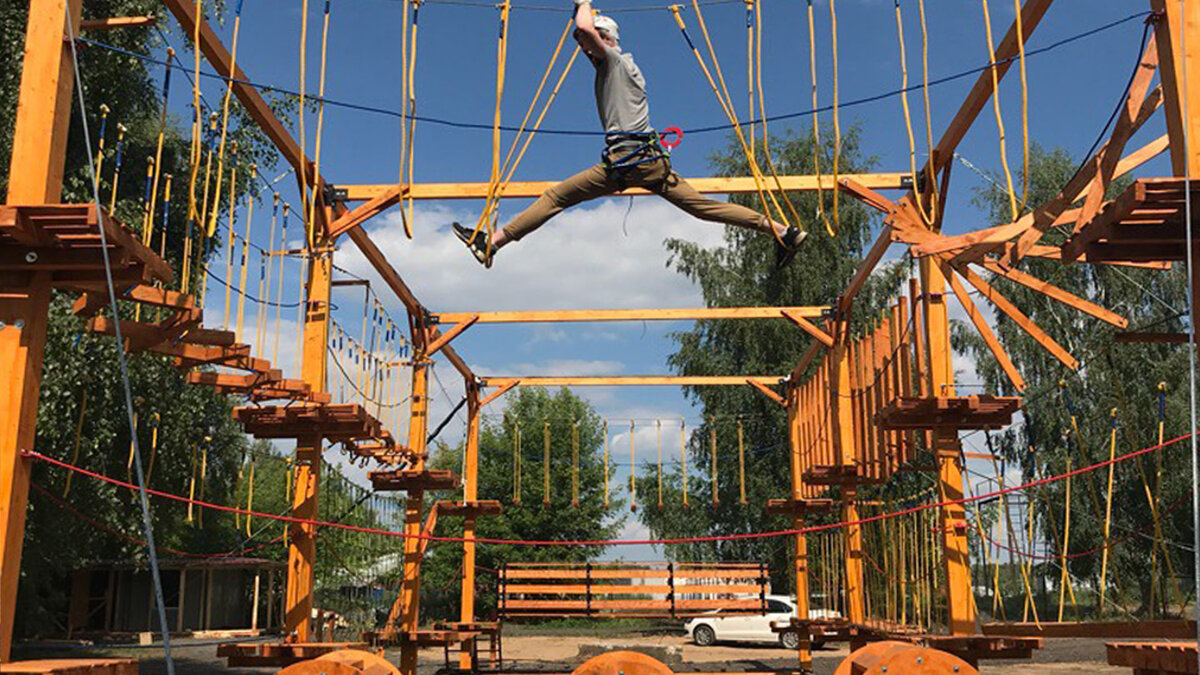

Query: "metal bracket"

xmin=323 ymin=184 xmax=349 ymax=204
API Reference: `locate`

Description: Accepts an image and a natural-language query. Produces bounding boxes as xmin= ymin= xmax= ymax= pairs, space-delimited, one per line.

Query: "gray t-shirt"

xmin=594 ymin=44 xmax=653 ymax=148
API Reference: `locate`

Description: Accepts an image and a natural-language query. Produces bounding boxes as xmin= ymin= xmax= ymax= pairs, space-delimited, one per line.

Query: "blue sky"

xmin=130 ymin=0 xmax=1171 ymax=555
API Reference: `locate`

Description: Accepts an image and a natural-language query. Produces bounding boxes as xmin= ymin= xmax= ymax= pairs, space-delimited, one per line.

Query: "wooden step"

xmin=235 ymin=403 xmax=383 ymax=440
xmin=73 ymin=284 xmax=195 ymax=318
xmin=765 ymin=498 xmax=836 ymax=516
xmin=874 ymin=395 xmax=1020 ymax=430
xmin=370 ymin=468 xmax=461 ymax=492
xmin=436 ymin=500 xmax=503 ymax=517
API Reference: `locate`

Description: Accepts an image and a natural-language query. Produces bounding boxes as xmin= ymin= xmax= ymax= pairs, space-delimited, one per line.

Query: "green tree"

xmin=636 ymin=128 xmax=904 ymax=590
xmin=954 ymin=143 xmax=1193 ymax=618
xmin=421 ymin=388 xmax=626 ymax=620
xmin=2 ymin=0 xmax=288 ymax=638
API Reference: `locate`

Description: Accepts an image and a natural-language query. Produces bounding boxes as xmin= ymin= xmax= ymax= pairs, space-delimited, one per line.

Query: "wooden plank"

xmin=984 ymin=620 xmax=1197 ymax=639
xmin=747 ymin=379 xmax=786 ymax=407
xmin=1107 ymin=641 xmax=1199 ymax=674
xmin=79 ymin=15 xmax=156 ymax=30
xmin=343 ymin=174 xmax=912 ymax=202
xmin=435 ymin=307 xmax=827 ymax=324
xmin=977 ymin=259 xmax=1128 ymax=328
xmin=328 ymin=185 xmax=402 ymax=240
xmin=782 ymin=309 xmax=834 ymax=346
xmin=956 ymin=265 xmax=1079 ymax=369
xmin=945 ymin=265 xmax=1026 ymax=392
xmin=483 ymin=376 xmax=786 ymax=387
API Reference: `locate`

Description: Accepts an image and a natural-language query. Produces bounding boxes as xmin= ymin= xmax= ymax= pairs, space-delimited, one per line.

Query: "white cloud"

xmin=336 ymin=197 xmax=728 ymax=314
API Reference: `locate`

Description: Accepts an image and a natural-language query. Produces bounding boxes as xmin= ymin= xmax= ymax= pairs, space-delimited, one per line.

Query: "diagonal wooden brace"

xmin=747 ymin=378 xmax=786 ymax=407
xmin=425 ymin=315 xmax=479 ymax=357
xmin=782 ymin=309 xmax=834 ymax=347
xmin=479 ymin=379 xmax=519 ymax=408
xmin=328 ymin=185 xmax=402 ymax=240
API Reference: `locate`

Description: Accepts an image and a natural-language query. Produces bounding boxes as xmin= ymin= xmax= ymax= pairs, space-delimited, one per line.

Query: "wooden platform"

xmin=800 ymin=464 xmax=886 ymax=487
xmin=435 ymin=500 xmax=504 ymax=517
xmin=983 ymin=619 xmax=1198 ymax=639
xmin=215 ymin=641 xmax=367 ymax=668
xmin=1107 ymin=641 xmax=1198 ymax=675
xmin=0 ymin=204 xmax=171 ymax=287
xmin=874 ymin=395 xmax=1021 ymax=430
xmin=765 ymin=498 xmax=836 ymax=515
xmin=913 ymin=635 xmax=1040 ymax=663
xmin=0 ymin=660 xmax=137 ymax=675
xmin=1062 ymin=178 xmax=1200 ymax=263
xmin=235 ymin=403 xmax=384 ymax=440
xmin=370 ymin=468 xmax=462 ymax=492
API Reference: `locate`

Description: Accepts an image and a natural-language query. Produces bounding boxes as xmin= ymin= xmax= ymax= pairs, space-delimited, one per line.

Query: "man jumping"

xmin=453 ymin=0 xmax=806 ymax=268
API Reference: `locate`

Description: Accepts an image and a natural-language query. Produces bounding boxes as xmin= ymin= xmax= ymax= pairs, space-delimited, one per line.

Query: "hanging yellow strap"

xmin=306 ymin=0 xmax=333 ymax=249
xmin=602 ymin=420 xmax=609 ymax=509
xmin=737 ymin=417 xmax=747 ymax=505
xmin=709 ymin=423 xmax=718 ymax=507
xmin=980 ymin=0 xmax=1020 ymax=221
xmin=629 ymin=421 xmax=637 ymax=512
xmin=543 ymin=420 xmax=551 ymax=508
xmin=669 ymin=4 xmax=795 ymax=242
xmin=745 ymin=0 xmax=755 ymax=158
xmin=143 ymin=48 xmax=174 ymax=249
xmin=513 ymin=424 xmax=522 ymax=505
xmin=272 ymin=203 xmax=290 ymax=364
xmin=747 ymin=0 xmax=804 ymax=230
xmin=916 ymin=0 xmax=940 ymax=223
xmin=146 ymin=413 xmax=161 ymax=485
xmin=1097 ymin=409 xmax=1121 ymax=615
xmin=64 ymin=389 xmax=88 ymax=497
xmin=298 ymin=0 xmax=310 ymax=245
xmin=894 ymin=0 xmax=934 ymax=226
xmin=222 ymin=144 xmax=240 ymax=330
xmin=108 ymin=123 xmax=127 ymax=215
xmin=828 ymin=0 xmax=841 ymax=234
xmin=187 ymin=0 xmax=204 ymax=224
xmin=245 ymin=458 xmax=256 ymax=537
xmin=236 ymin=174 xmax=256 ymax=342
xmin=258 ymin=193 xmax=280 ymax=349
xmin=1012 ymin=0 xmax=1030 ymax=209
xmin=401 ymin=0 xmax=422 ymax=238
xmin=572 ymin=421 xmax=580 ymax=508
xmin=680 ymin=420 xmax=688 ymax=508
xmin=94 ymin=104 xmax=109 ymax=186
xmin=209 ymin=9 xmax=245 ymax=240
xmin=1057 ymin=457 xmax=1073 ymax=622
xmin=126 ymin=411 xmax=139 ymax=481
xmin=187 ymin=443 xmax=198 ymax=524
xmin=282 ymin=455 xmax=291 ymax=544
xmin=479 ymin=0 xmax=513 ymax=254
xmin=656 ymin=420 xmax=664 ymax=510
xmin=806 ymin=0 xmax=833 ymax=237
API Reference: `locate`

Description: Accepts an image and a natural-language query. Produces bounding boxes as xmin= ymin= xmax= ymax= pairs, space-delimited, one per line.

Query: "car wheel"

xmin=692 ymin=624 xmax=716 ymax=647
xmin=779 ymin=630 xmax=801 ymax=650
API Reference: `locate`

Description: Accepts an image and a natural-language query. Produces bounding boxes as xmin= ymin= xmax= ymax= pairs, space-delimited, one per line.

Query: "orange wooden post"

xmin=1151 ymin=0 xmax=1200 ymax=177
xmin=830 ymin=317 xmax=865 ymax=624
xmin=920 ymin=256 xmax=976 ymax=636
xmin=399 ymin=357 xmax=430 ymax=675
xmin=786 ymin=385 xmax=813 ymax=671
xmin=458 ymin=386 xmax=481 ymax=669
xmin=285 ymin=244 xmax=332 ymax=642
xmin=0 ymin=0 xmax=83 ymax=661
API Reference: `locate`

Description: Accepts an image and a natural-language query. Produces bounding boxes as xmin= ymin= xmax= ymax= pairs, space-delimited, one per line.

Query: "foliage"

xmin=635 ymin=127 xmax=904 ymax=591
xmin=421 ymin=388 xmax=626 ymax=620
xmin=954 ymin=143 xmax=1193 ymax=618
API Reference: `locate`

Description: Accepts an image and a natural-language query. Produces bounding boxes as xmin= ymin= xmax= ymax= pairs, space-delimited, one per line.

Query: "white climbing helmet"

xmin=594 ymin=15 xmax=620 ymax=42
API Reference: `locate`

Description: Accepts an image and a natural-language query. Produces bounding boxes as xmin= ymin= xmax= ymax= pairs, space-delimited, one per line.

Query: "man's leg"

xmin=493 ymin=163 xmax=618 ymax=251
xmin=653 ymin=170 xmax=789 ymax=237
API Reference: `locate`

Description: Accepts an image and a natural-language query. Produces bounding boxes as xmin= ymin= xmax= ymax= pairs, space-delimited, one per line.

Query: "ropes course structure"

xmin=3 ymin=1 xmax=1200 ymax=675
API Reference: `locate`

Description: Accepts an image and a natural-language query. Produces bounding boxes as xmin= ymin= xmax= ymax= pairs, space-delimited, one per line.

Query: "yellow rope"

xmin=187 ymin=443 xmax=198 ymax=524
xmin=670 ymin=4 xmax=795 ymax=241
xmin=750 ymin=0 xmax=804 ymax=230
xmin=657 ymin=420 xmax=664 ymax=510
xmin=480 ymin=0 xmax=513 ymax=256
xmin=236 ymin=172 xmax=255 ymax=342
xmin=630 ymin=421 xmax=636 ymax=512
xmin=1097 ymin=408 xmax=1119 ymax=614
xmin=306 ymin=0 xmax=332 ymax=247
xmin=126 ymin=411 xmax=139 ymax=481
xmin=188 ymin=0 xmax=204 ymax=227
xmin=222 ymin=143 xmax=240 ymax=330
xmin=245 ymin=458 xmax=256 ymax=537
xmin=709 ymin=423 xmax=718 ymax=507
xmin=807 ymin=0 xmax=833 ymax=236
xmin=572 ymin=421 xmax=580 ymax=508
xmin=746 ymin=0 xmax=755 ymax=159
xmin=894 ymin=0 xmax=933 ymax=226
xmin=602 ymin=420 xmax=608 ymax=509
xmin=64 ymin=389 xmax=88 ymax=498
xmin=737 ymin=417 xmax=746 ymax=505
xmin=829 ymin=0 xmax=841 ymax=234
xmin=94 ymin=104 xmax=109 ymax=186
xmin=543 ymin=420 xmax=551 ymax=508
xmin=398 ymin=0 xmax=412 ymax=238
xmin=981 ymin=0 xmax=1020 ymax=221
xmin=1013 ymin=0 xmax=1030 ymax=209
xmin=107 ymin=124 xmax=127 ymax=215
xmin=143 ymin=48 xmax=174 ymax=248
xmin=258 ymin=193 xmax=280 ymax=350
xmin=513 ymin=422 xmax=522 ymax=504
xmin=399 ymin=0 xmax=422 ymax=239
xmin=208 ymin=11 xmax=244 ymax=240
xmin=680 ymin=420 xmax=688 ymax=508
xmin=1057 ymin=457 xmax=1073 ymax=621
xmin=298 ymin=0 xmax=310 ymax=246
xmin=915 ymin=0 xmax=941 ymax=223
xmin=273 ymin=204 xmax=290 ymax=365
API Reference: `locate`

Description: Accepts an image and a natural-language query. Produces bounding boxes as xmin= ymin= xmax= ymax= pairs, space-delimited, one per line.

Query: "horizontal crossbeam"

xmin=434 ymin=307 xmax=827 ymax=324
xmin=343 ymin=174 xmax=911 ymax=202
xmin=483 ymin=376 xmax=786 ymax=387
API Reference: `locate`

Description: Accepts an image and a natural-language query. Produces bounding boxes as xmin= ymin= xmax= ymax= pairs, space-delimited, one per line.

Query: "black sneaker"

xmin=774 ymin=226 xmax=807 ymax=269
xmin=452 ymin=222 xmax=493 ymax=268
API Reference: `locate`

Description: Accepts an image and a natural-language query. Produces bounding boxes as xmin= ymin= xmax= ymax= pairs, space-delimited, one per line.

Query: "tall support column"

xmin=0 ymin=0 xmax=82 ymax=661
xmin=285 ymin=245 xmax=332 ymax=641
xmin=786 ymin=386 xmax=812 ymax=672
xmin=920 ymin=257 xmax=975 ymax=636
xmin=829 ymin=317 xmax=865 ymax=624
xmin=399 ymin=359 xmax=430 ymax=675
xmin=458 ymin=386 xmax=481 ymax=669
xmin=1152 ymin=0 xmax=1200 ymax=176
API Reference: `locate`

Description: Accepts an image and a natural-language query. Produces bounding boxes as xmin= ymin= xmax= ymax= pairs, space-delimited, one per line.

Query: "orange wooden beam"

xmin=747 ymin=379 xmax=787 ymax=407
xmin=956 ymin=265 xmax=1079 ymax=370
xmin=425 ymin=315 xmax=478 ymax=357
xmin=782 ymin=310 xmax=834 ymax=347
xmin=943 ymin=264 xmax=1026 ymax=392
xmin=80 ymin=15 xmax=156 ymax=30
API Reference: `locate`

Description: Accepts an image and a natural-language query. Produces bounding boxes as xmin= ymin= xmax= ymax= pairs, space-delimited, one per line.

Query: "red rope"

xmin=23 ymin=430 xmax=1193 ymax=548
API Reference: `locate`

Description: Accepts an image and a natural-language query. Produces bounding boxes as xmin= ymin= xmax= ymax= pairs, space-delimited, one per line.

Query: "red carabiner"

xmin=659 ymin=126 xmax=684 ymax=149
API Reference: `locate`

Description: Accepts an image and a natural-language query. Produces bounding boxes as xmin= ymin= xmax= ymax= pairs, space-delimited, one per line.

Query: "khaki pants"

xmin=501 ymin=156 xmax=773 ymax=241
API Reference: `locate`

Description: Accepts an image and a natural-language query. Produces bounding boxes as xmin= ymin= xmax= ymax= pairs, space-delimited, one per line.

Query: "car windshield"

xmin=765 ymin=600 xmax=792 ymax=613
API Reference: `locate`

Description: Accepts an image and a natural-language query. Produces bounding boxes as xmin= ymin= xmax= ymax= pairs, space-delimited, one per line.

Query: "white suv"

xmin=683 ymin=595 xmax=837 ymax=650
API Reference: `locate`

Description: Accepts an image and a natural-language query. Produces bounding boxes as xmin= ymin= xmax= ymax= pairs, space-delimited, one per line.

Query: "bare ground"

xmin=12 ymin=635 xmax=1131 ymax=675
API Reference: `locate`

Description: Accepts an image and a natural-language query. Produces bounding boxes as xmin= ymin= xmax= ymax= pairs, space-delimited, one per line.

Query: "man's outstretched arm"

xmin=573 ymin=0 xmax=608 ymax=59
